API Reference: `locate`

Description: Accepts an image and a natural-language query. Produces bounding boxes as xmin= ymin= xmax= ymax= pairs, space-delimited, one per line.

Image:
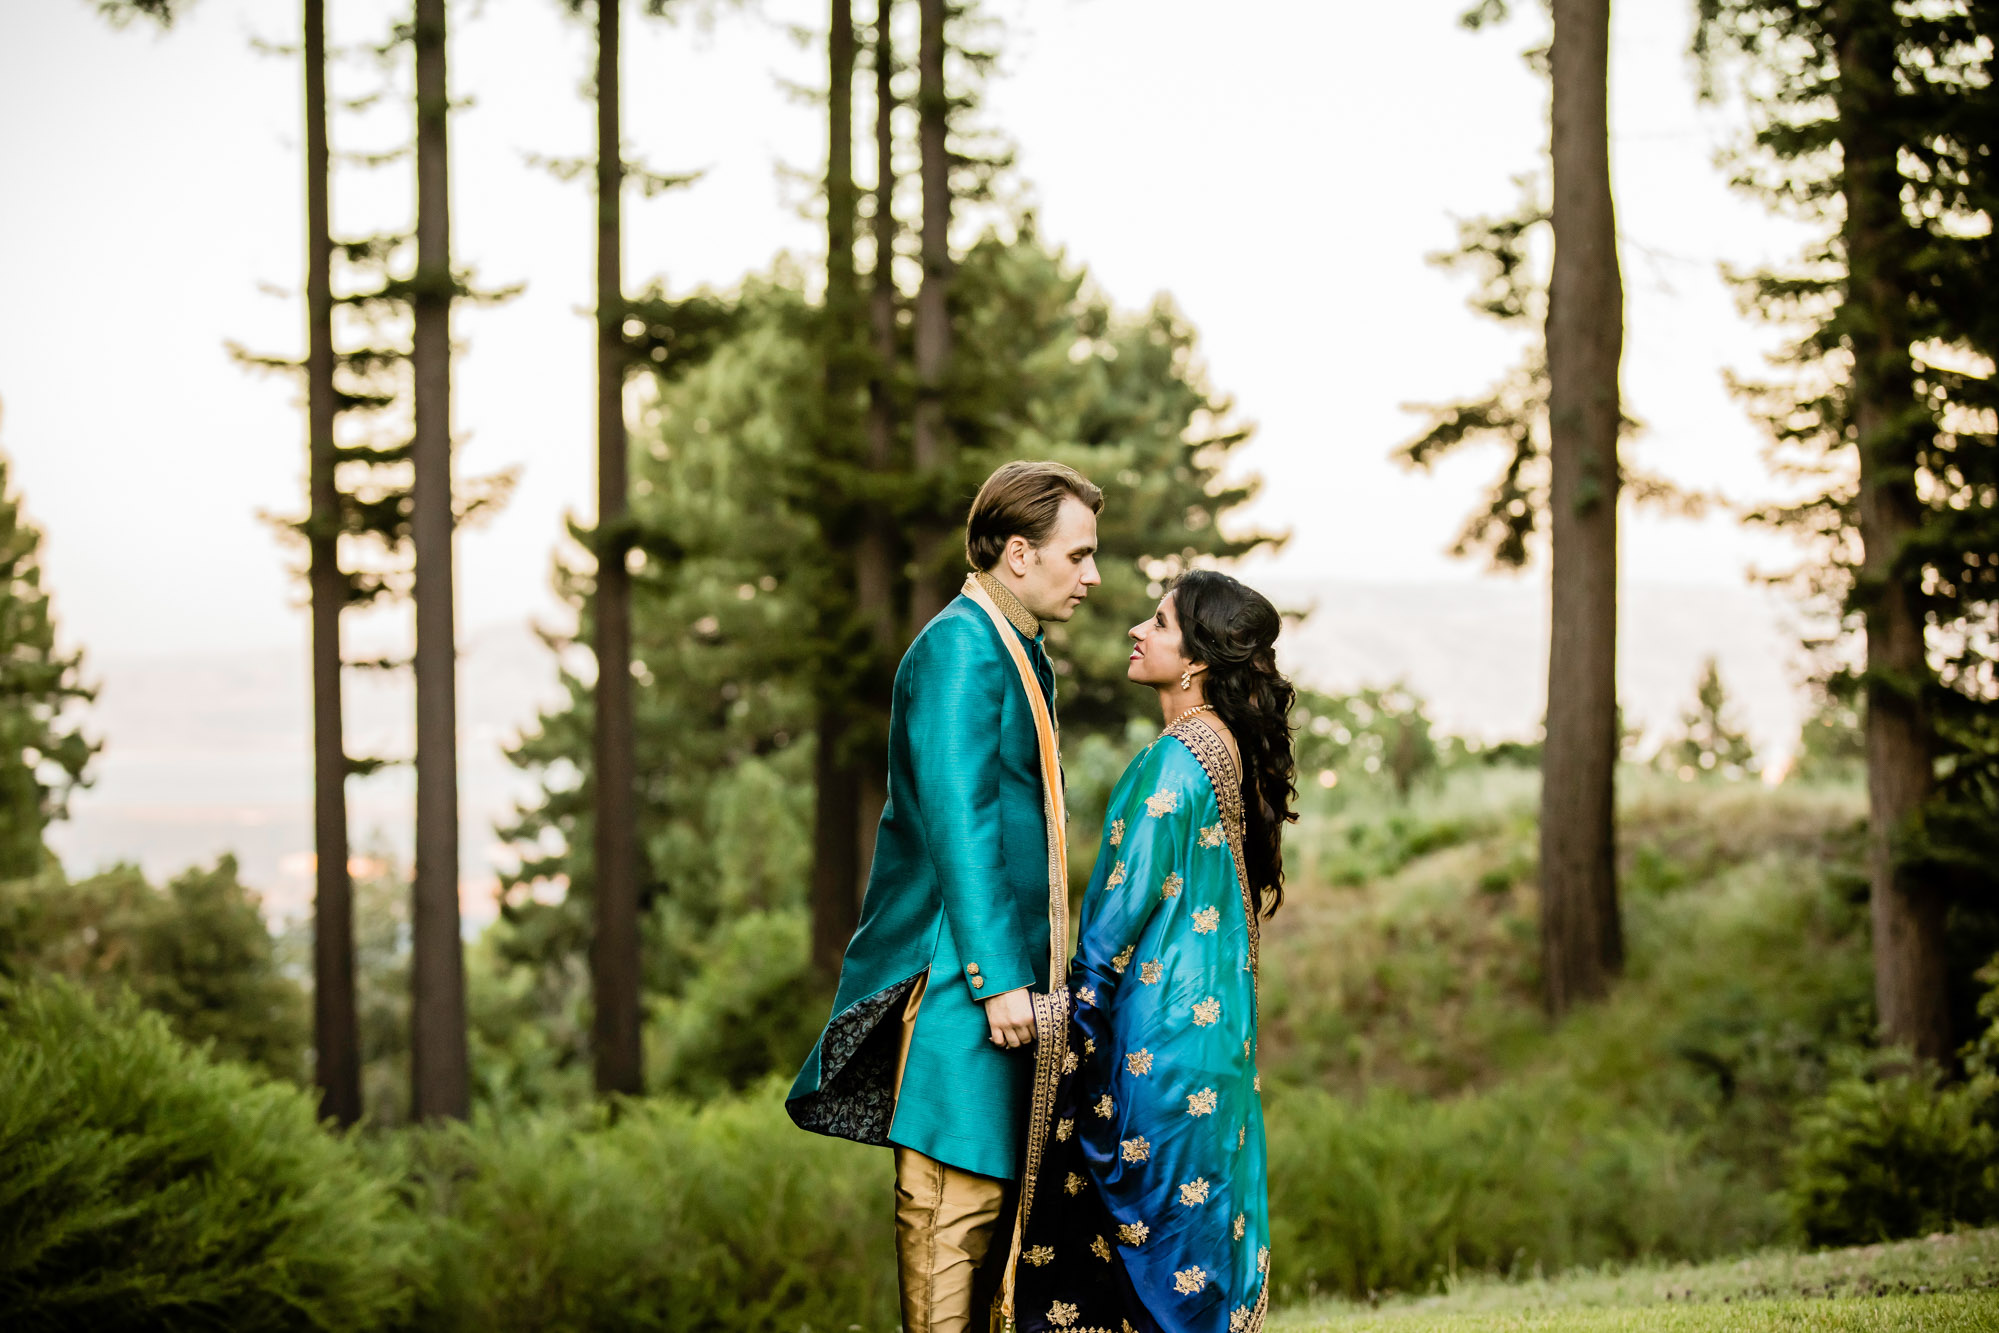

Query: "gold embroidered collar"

xmin=975 ymin=570 xmax=1041 ymax=639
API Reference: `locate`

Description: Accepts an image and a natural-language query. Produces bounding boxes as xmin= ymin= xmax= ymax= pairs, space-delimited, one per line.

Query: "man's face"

xmin=1012 ymin=495 xmax=1101 ymax=623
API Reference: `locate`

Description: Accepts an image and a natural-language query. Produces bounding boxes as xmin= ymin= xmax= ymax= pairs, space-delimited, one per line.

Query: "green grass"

xmin=1272 ymin=1229 xmax=1999 ymax=1331
xmin=1279 ymin=1296 xmax=1999 ymax=1332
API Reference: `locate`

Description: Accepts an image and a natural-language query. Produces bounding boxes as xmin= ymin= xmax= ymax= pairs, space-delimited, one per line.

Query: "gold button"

xmin=971 ymin=976 xmax=985 ymax=990
xmin=966 ymin=963 xmax=980 ymax=975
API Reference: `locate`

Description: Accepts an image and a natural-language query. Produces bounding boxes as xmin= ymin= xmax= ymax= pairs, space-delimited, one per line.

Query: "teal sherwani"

xmin=787 ymin=578 xmax=1057 ymax=1181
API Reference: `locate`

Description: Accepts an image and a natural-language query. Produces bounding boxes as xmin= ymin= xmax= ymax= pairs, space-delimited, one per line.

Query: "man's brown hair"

xmin=964 ymin=460 xmax=1104 ymax=571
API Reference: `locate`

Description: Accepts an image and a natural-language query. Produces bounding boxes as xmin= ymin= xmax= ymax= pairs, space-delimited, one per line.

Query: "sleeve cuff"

xmin=962 ymin=950 xmax=1036 ymax=1000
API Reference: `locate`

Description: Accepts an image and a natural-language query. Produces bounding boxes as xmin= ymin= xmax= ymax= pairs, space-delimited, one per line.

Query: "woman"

xmin=1005 ymin=570 xmax=1296 ymax=1333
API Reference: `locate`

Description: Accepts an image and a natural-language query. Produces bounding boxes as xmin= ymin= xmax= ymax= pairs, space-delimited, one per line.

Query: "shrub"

xmin=408 ymin=1085 xmax=897 ymax=1332
xmin=0 ymin=857 xmax=307 ymax=1081
xmin=0 ymin=977 xmax=414 ymax=1332
xmin=1265 ymin=1080 xmax=1772 ymax=1301
xmin=1787 ymin=1059 xmax=1999 ymax=1247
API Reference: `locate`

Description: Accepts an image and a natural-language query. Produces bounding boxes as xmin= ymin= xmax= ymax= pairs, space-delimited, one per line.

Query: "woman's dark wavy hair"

xmin=1169 ymin=570 xmax=1297 ymax=913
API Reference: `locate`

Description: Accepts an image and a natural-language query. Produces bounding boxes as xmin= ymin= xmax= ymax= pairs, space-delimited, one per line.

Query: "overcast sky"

xmin=3 ymin=0 xmax=1817 ymax=667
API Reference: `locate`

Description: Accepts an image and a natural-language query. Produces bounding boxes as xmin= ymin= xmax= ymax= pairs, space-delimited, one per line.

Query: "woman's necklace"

xmin=1166 ymin=702 xmax=1215 ymax=729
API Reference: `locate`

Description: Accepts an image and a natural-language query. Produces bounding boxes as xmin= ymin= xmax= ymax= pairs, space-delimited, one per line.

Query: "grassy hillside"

xmin=1257 ymin=767 xmax=1877 ymax=1298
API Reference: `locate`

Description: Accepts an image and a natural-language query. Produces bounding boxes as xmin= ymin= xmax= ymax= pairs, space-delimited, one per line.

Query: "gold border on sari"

xmin=1166 ymin=717 xmax=1260 ymax=980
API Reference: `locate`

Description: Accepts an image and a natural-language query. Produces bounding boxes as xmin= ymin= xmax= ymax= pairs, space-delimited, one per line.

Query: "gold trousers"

xmin=892 ymin=972 xmax=1017 ymax=1333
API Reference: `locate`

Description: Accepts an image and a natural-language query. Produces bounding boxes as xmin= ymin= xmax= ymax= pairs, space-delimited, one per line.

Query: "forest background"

xmin=2 ymin=0 xmax=1998 ymax=1331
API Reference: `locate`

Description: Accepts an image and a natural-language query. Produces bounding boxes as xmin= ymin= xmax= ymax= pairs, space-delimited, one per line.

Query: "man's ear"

xmin=1004 ymin=534 xmax=1033 ymax=575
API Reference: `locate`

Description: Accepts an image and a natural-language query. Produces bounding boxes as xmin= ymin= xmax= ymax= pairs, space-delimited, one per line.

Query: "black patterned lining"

xmin=786 ymin=972 xmax=924 ymax=1144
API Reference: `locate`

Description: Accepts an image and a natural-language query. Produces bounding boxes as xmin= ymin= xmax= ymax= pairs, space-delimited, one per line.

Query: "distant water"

xmin=48 ymin=581 xmax=1814 ymax=918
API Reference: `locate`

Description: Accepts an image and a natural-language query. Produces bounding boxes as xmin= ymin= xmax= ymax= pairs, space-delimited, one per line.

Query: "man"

xmin=788 ymin=460 xmax=1103 ymax=1333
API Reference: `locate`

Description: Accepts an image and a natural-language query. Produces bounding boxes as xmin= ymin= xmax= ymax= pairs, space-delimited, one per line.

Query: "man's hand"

xmin=983 ymin=986 xmax=1036 ymax=1049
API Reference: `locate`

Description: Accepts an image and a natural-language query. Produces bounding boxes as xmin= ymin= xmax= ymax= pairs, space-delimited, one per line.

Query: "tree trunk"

xmin=409 ymin=0 xmax=469 ymax=1121
xmin=854 ymin=0 xmax=896 ymax=882
xmin=304 ymin=0 xmax=360 ymax=1129
xmin=590 ymin=0 xmax=643 ymax=1097
xmin=812 ymin=0 xmax=864 ymax=981
xmin=905 ymin=0 xmax=952 ymax=633
xmin=1836 ymin=8 xmax=1950 ymax=1062
xmin=1539 ymin=0 xmax=1624 ymax=1016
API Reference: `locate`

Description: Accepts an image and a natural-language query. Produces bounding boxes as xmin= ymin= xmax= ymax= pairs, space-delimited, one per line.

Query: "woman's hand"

xmin=983 ymin=987 xmax=1037 ymax=1048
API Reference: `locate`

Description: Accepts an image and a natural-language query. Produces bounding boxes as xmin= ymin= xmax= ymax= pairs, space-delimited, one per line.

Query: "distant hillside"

xmin=47 ymin=580 xmax=1814 ymax=916
xmin=1265 ymin=578 xmax=1811 ymax=759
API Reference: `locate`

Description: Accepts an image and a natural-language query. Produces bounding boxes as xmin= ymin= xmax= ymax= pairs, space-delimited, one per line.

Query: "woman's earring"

xmin=1180 ymin=666 xmax=1194 ymax=691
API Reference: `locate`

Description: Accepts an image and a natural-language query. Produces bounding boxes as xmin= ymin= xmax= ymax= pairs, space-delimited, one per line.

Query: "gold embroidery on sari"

xmin=1125 ymin=1049 xmax=1153 ymax=1075
xmin=1233 ymin=1212 xmax=1247 ymax=1240
xmin=1117 ymin=1221 xmax=1150 ymax=1247
xmin=1024 ymin=1245 xmax=1054 ymax=1267
xmin=1109 ymin=818 xmax=1125 ymax=847
xmin=1120 ymin=1136 xmax=1150 ymax=1162
xmin=1187 ymin=1087 xmax=1218 ymax=1116
xmin=1178 ymin=1178 xmax=1211 ymax=1205
xmin=1173 ymin=1267 xmax=1208 ymax=1295
xmin=1112 ymin=944 xmax=1135 ymax=972
xmin=1046 ymin=1299 xmax=1078 ymax=1327
xmin=1144 ymin=789 xmax=1179 ymax=817
xmin=1094 ymin=1094 xmax=1114 ymax=1118
xmin=1161 ymin=872 xmax=1183 ymax=898
xmin=1193 ymin=996 xmax=1221 ymax=1025
xmin=1166 ymin=717 xmax=1261 ymax=981
xmin=1140 ymin=960 xmax=1164 ymax=984
xmin=1091 ymin=1235 xmax=1112 ymax=1262
xmin=1106 ymin=860 xmax=1127 ymax=889
xmin=1192 ymin=907 xmax=1220 ymax=934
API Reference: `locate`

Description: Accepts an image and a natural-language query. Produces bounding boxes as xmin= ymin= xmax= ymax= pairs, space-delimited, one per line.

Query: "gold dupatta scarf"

xmin=959 ymin=574 xmax=1071 ymax=1331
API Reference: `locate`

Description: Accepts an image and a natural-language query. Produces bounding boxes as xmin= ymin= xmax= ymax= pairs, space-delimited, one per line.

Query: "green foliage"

xmin=0 ymin=452 xmax=97 ymax=879
xmin=275 ymin=858 xmax=593 ymax=1125
xmin=1267 ymin=1080 xmax=1764 ymax=1302
xmin=0 ymin=977 xmax=414 ymax=1332
xmin=405 ymin=1088 xmax=897 ymax=1333
xmin=0 ymin=857 xmax=306 ymax=1081
xmin=1786 ymin=957 xmax=1999 ymax=1248
xmin=1786 ymin=1056 xmax=1999 ymax=1248
xmin=1791 ymin=1055 xmax=1991 ymax=1255
xmin=1293 ymin=686 xmax=1444 ymax=802
xmin=1793 ymin=689 xmax=1866 ymax=784
xmin=1660 ymin=658 xmax=1758 ymax=782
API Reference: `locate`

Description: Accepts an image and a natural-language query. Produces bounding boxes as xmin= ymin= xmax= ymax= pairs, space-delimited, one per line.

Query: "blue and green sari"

xmin=1008 ymin=716 xmax=1269 ymax=1333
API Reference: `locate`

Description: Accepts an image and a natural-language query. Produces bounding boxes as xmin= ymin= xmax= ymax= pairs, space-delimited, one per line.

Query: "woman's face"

xmin=1128 ymin=592 xmax=1195 ymax=687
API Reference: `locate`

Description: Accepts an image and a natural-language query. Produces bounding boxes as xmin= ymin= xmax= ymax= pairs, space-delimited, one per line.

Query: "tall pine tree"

xmin=1399 ymin=0 xmax=1632 ymax=1013
xmin=1539 ymin=0 xmax=1625 ymax=1012
xmin=408 ymin=0 xmax=468 ymax=1121
xmin=810 ymin=0 xmax=867 ymax=981
xmin=302 ymin=0 xmax=361 ymax=1127
xmin=586 ymin=0 xmax=643 ymax=1097
xmin=1696 ymin=0 xmax=1999 ymax=1060
xmin=0 ymin=431 xmax=97 ymax=880
xmin=904 ymin=0 xmax=954 ymax=632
